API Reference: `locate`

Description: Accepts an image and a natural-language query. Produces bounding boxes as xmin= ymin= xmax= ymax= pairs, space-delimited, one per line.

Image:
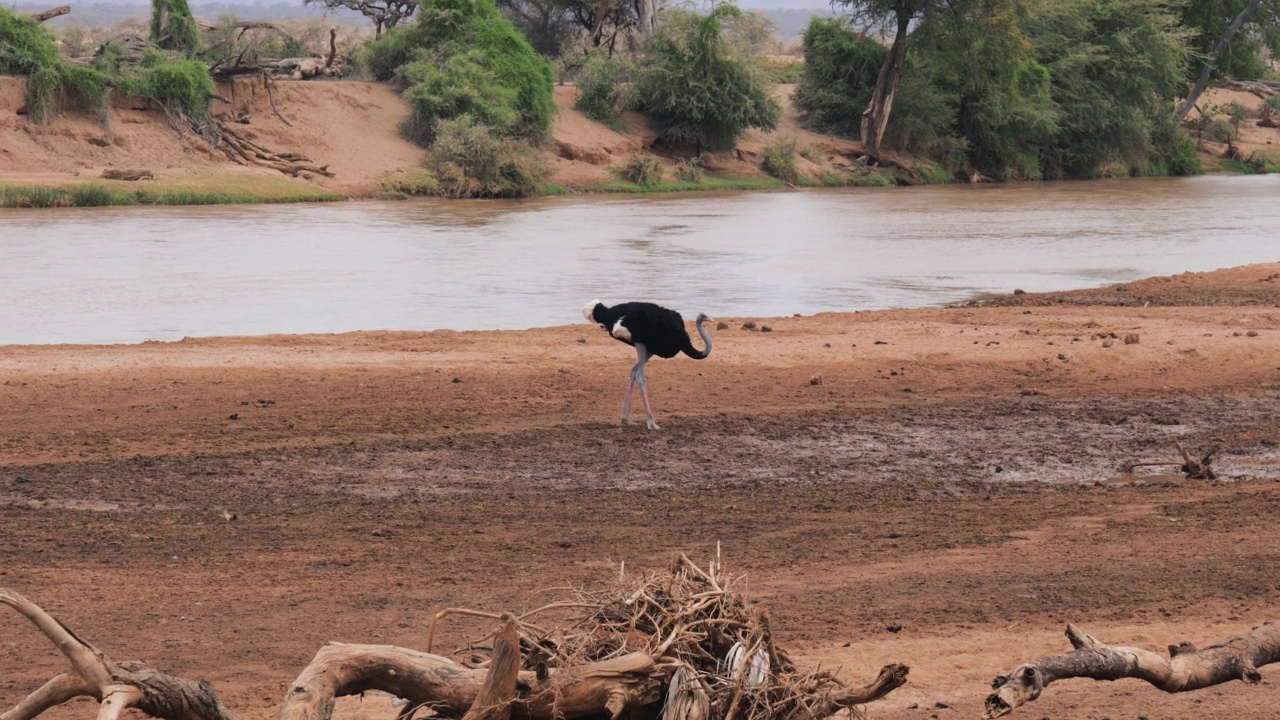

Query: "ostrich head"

xmin=696 ymin=312 xmax=713 ymax=324
xmin=582 ymin=300 xmax=602 ymax=324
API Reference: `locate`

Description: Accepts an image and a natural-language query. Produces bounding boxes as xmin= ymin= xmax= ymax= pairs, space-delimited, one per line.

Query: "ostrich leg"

xmin=621 ymin=344 xmax=648 ymax=425
xmin=636 ymin=352 xmax=659 ymax=430
xmin=621 ymin=365 xmax=638 ymax=424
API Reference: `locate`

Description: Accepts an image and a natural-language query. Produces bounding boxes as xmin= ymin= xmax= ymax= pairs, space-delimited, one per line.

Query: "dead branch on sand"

xmin=984 ymin=622 xmax=1280 ymax=719
xmin=3 ymin=555 xmax=905 ymax=720
xmin=0 ymin=589 xmax=239 ymax=720
xmin=1124 ymin=441 xmax=1218 ymax=480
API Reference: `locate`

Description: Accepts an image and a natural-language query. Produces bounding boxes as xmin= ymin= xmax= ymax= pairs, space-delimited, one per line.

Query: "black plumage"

xmin=581 ymin=300 xmax=712 ymax=429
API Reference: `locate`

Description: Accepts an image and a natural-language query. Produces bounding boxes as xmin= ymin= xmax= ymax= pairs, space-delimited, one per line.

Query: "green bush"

xmin=1259 ymin=96 xmax=1280 ymax=125
xmin=1146 ymin=110 xmax=1201 ymax=176
xmin=359 ymin=0 xmax=555 ymax=145
xmin=427 ymin=115 xmax=549 ymax=198
xmin=138 ymin=58 xmax=214 ymax=116
xmin=620 ymin=154 xmax=664 ymax=185
xmin=1207 ymin=117 xmax=1234 ymax=143
xmin=575 ymin=51 xmax=628 ymax=126
xmin=1 ymin=6 xmax=61 ymax=74
xmin=761 ymin=136 xmax=799 ymax=183
xmin=631 ymin=6 xmax=780 ymax=152
xmin=401 ymin=51 xmax=521 ymax=143
xmin=882 ymin=71 xmax=963 ymax=166
xmin=673 ymin=156 xmax=705 ymax=182
xmin=793 ymin=18 xmax=885 ymax=136
xmin=2 ymin=8 xmax=111 ymax=121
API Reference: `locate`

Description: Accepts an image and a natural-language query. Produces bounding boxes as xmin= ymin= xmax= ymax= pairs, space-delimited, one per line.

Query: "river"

xmin=1 ymin=175 xmax=1278 ymax=345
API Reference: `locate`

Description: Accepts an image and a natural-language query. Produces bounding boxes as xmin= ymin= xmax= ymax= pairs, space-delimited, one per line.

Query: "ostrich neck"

xmin=693 ymin=318 xmax=712 ymax=357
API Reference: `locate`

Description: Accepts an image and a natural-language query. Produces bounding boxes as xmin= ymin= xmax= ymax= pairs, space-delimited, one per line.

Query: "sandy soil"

xmin=4 ymin=264 xmax=1280 ymax=720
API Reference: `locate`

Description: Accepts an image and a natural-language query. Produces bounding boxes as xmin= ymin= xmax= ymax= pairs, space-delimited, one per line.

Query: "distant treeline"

xmin=5 ymin=1 xmax=370 ymax=25
xmin=5 ymin=0 xmax=831 ymax=37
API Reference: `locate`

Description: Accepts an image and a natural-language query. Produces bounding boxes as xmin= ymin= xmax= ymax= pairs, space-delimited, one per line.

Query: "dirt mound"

xmin=972 ymin=262 xmax=1280 ymax=307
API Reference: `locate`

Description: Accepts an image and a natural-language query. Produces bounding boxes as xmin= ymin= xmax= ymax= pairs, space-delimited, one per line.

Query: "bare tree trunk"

xmin=1175 ymin=0 xmax=1265 ymax=121
xmin=27 ymin=5 xmax=70 ymax=22
xmin=634 ymin=0 xmax=656 ymax=38
xmin=587 ymin=10 xmax=608 ymax=48
xmin=984 ymin=622 xmax=1280 ymax=719
xmin=860 ymin=9 xmax=911 ymax=153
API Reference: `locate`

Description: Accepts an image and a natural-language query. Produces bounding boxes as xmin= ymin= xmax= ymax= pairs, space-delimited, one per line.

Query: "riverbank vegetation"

xmin=3 ymin=0 xmax=1280 ymax=202
xmin=0 ymin=176 xmax=344 ymax=208
xmin=0 ymin=4 xmax=214 ymax=122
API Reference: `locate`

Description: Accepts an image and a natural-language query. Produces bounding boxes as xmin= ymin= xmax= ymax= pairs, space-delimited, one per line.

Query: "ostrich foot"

xmin=646 ymin=418 xmax=661 ymax=430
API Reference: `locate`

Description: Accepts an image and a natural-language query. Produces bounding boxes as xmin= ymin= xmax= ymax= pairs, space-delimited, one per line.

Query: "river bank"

xmin=4 ymin=74 xmax=1276 ymax=206
xmin=3 ymin=263 xmax=1280 ymax=719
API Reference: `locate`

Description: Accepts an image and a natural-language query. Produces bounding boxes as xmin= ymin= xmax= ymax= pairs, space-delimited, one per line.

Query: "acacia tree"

xmin=1175 ymin=0 xmax=1279 ymax=120
xmin=304 ymin=0 xmax=419 ymax=37
xmin=831 ymin=0 xmax=960 ymax=152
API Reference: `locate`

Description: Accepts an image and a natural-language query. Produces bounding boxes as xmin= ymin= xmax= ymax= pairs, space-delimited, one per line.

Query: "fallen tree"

xmin=2 ymin=554 xmax=906 ymax=720
xmin=984 ymin=622 xmax=1280 ymax=719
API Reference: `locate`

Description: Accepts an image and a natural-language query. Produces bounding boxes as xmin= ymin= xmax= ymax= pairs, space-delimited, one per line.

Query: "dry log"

xmin=101 ymin=169 xmax=155 ymax=181
xmin=0 ymin=589 xmax=239 ymax=720
xmin=278 ymin=645 xmax=663 ymax=720
xmin=325 ymin=28 xmax=337 ymax=70
xmin=27 ymin=5 xmax=70 ymax=22
xmin=984 ymin=622 xmax=1280 ymax=719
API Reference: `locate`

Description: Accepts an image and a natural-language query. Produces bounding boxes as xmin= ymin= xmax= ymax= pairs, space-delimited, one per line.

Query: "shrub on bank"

xmin=358 ymin=0 xmax=555 ymax=145
xmin=426 ymin=115 xmax=549 ymax=198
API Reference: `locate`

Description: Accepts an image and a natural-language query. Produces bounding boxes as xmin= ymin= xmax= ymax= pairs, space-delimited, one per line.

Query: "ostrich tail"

xmin=581 ymin=300 xmax=603 ymax=323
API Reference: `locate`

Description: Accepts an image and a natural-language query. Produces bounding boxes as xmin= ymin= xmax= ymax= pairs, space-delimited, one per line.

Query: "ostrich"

xmin=581 ymin=300 xmax=712 ymax=430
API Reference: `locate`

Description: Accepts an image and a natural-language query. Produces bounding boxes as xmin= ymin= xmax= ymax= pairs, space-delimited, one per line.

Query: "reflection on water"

xmin=2 ymin=175 xmax=1279 ymax=345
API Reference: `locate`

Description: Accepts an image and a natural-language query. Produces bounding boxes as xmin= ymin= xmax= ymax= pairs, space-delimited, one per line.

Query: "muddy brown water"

xmin=2 ymin=175 xmax=1278 ymax=344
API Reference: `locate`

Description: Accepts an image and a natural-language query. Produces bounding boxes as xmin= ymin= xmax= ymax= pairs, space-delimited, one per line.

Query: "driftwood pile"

xmin=7 ymin=553 xmax=1280 ymax=719
xmin=416 ymin=552 xmax=908 ymax=720
xmin=0 ymin=554 xmax=907 ymax=720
